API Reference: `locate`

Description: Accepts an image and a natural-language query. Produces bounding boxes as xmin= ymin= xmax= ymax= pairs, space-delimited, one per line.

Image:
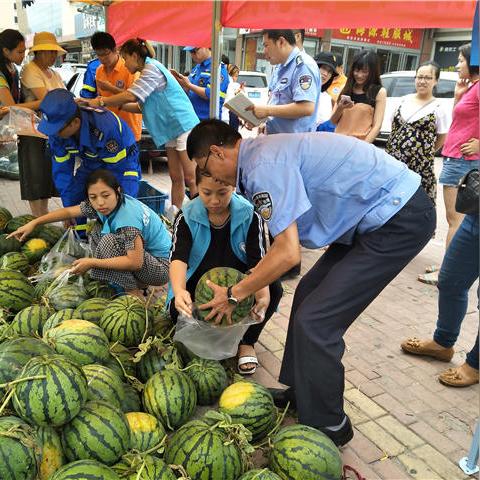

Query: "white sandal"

xmin=237 ymin=356 xmax=258 ymax=375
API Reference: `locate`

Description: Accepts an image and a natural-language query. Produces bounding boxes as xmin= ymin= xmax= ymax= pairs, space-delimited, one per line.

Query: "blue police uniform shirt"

xmin=79 ymin=59 xmax=101 ymax=99
xmin=267 ymin=47 xmax=320 ymax=134
xmin=237 ymin=133 xmax=421 ymax=249
xmin=188 ymin=57 xmax=229 ymax=120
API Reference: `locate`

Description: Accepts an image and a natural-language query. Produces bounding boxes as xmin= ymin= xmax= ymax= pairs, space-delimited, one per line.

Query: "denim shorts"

xmin=439 ymin=157 xmax=479 ymax=187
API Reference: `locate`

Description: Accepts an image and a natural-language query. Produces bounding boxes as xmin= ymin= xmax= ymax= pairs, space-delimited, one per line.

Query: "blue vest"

xmin=167 ymin=193 xmax=254 ymax=304
xmin=142 ymin=58 xmax=199 ymax=147
xmin=97 ymin=194 xmax=171 ymax=258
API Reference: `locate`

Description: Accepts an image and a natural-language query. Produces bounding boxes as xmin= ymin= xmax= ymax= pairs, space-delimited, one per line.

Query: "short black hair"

xmin=221 ymin=54 xmax=230 ymax=65
xmin=459 ymin=43 xmax=479 ymax=75
xmin=187 ymin=119 xmax=241 ymax=160
xmin=86 ymin=169 xmax=122 ymax=199
xmin=293 ymin=29 xmax=305 ymax=43
xmin=263 ymin=30 xmax=296 ymax=46
xmin=417 ymin=60 xmax=441 ymax=80
xmin=91 ymin=31 xmax=116 ymax=51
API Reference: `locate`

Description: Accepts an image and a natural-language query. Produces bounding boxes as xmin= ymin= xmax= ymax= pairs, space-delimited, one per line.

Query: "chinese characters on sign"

xmin=332 ymin=28 xmax=422 ymax=50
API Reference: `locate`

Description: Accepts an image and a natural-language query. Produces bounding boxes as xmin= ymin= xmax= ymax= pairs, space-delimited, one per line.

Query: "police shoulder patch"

xmin=295 ymin=55 xmax=304 ymax=65
xmin=116 ymin=79 xmax=125 ymax=88
xmin=105 ymin=139 xmax=120 ymax=153
xmin=252 ymin=191 xmax=273 ymax=221
xmin=299 ymin=74 xmax=312 ymax=90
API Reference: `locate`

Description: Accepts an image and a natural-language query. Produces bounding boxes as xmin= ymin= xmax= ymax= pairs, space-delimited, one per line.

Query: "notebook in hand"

xmin=224 ymin=92 xmax=263 ymax=127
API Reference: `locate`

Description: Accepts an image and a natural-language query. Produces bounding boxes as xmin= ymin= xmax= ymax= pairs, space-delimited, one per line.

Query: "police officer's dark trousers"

xmin=278 ymin=187 xmax=436 ymax=428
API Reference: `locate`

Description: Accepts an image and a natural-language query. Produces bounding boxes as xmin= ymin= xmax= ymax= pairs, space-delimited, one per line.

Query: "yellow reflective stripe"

xmin=67 ymin=149 xmax=79 ymax=153
xmin=102 ymin=148 xmax=127 ymax=164
xmin=55 ymin=153 xmax=70 ymax=163
xmin=219 ymin=91 xmax=226 ymax=98
xmin=111 ymin=112 xmax=122 ymax=133
xmin=81 ymin=84 xmax=96 ymax=92
xmin=74 ymin=224 xmax=88 ymax=231
xmin=123 ymin=171 xmax=138 ymax=177
xmin=85 ymin=152 xmax=98 ymax=157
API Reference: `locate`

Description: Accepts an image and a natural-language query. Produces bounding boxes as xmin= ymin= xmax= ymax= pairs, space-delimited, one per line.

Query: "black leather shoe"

xmin=268 ymin=387 xmax=297 ymax=409
xmin=319 ymin=415 xmax=354 ymax=447
xmin=280 ymin=263 xmax=301 ymax=281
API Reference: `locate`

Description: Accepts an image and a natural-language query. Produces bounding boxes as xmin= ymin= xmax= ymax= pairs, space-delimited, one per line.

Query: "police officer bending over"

xmin=185 ymin=119 xmax=436 ymax=447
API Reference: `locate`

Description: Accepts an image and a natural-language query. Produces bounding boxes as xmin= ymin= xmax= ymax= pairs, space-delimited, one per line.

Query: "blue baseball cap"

xmin=38 ymin=89 xmax=78 ymax=136
xmin=183 ymin=46 xmax=197 ymax=51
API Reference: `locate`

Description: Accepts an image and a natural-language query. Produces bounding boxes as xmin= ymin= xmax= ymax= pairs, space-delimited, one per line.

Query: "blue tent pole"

xmin=471 ymin=0 xmax=479 ymax=66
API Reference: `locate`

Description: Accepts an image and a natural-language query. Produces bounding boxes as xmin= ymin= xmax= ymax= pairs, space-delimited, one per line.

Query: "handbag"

xmin=455 ymin=168 xmax=479 ymax=215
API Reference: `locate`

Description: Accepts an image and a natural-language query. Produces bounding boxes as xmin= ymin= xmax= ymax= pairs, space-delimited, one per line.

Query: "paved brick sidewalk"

xmin=1 ymin=157 xmax=477 ymax=479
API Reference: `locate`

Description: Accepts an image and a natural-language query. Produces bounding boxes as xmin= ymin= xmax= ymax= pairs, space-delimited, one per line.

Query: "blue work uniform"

xmin=49 ymin=106 xmax=141 ymax=208
xmin=236 ymin=132 xmax=436 ymax=430
xmin=188 ymin=57 xmax=229 ymax=120
xmin=267 ymin=47 xmax=320 ymax=134
xmin=79 ymin=59 xmax=101 ymax=99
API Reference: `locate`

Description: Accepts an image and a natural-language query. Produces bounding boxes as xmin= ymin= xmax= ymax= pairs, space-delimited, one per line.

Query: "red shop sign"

xmin=332 ymin=28 xmax=423 ymax=50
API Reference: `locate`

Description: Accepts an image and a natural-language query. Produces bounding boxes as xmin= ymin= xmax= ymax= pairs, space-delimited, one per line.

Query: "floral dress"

xmin=386 ymin=107 xmax=438 ymax=205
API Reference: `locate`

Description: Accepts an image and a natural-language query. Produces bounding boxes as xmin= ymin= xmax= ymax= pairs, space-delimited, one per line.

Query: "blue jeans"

xmin=434 ymin=214 xmax=479 ymax=369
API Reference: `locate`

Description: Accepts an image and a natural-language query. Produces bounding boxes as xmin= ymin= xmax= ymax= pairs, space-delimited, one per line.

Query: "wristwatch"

xmin=98 ymin=97 xmax=105 ymax=107
xmin=226 ymin=286 xmax=239 ymax=306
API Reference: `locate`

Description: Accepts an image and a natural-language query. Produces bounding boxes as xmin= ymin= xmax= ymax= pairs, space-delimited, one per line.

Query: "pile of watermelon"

xmin=0 ymin=206 xmax=343 ymax=480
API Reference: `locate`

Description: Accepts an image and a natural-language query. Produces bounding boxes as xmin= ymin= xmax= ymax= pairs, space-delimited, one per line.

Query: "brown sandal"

xmin=439 ymin=364 xmax=479 ymax=387
xmin=401 ymin=337 xmax=454 ymax=362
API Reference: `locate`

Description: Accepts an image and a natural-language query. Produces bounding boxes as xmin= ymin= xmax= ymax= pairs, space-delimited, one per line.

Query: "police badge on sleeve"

xmin=106 ymin=139 xmax=119 ymax=153
xmin=299 ymin=74 xmax=312 ymax=90
xmin=252 ymin=191 xmax=273 ymax=221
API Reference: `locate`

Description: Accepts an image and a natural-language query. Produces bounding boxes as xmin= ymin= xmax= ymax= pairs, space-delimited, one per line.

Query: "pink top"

xmin=442 ymin=81 xmax=479 ymax=160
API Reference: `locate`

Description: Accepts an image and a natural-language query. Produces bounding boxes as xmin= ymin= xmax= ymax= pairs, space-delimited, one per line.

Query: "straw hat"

xmin=29 ymin=32 xmax=66 ymax=55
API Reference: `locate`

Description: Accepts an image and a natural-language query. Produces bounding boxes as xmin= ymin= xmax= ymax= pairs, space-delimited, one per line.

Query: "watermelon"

xmin=120 ymin=456 xmax=176 ymax=480
xmin=269 ymin=424 xmax=342 ymax=480
xmin=0 ymin=269 xmax=35 ymax=312
xmin=0 ymin=206 xmax=13 ymax=232
xmin=0 ymin=251 xmax=29 ymax=273
xmin=42 ymin=308 xmax=76 ymax=333
xmin=151 ymin=295 xmax=173 ymax=337
xmin=74 ymin=297 xmax=109 ymax=323
xmin=47 ymin=283 xmax=87 ymax=310
xmin=11 ymin=305 xmax=52 ymax=336
xmin=143 ymin=369 xmax=197 ymax=430
xmin=50 ymin=460 xmax=120 ymax=480
xmin=164 ymin=417 xmax=243 ymax=480
xmin=85 ymin=280 xmax=116 ymax=299
xmin=0 ymin=233 xmax=21 ymax=255
xmin=0 ymin=336 xmax=53 ymax=384
xmin=99 ymin=295 xmax=148 ymax=347
xmin=44 ymin=319 xmax=110 ymax=366
xmin=35 ymin=224 xmax=64 ymax=246
xmin=82 ymin=364 xmax=125 ymax=408
xmin=194 ymin=267 xmax=254 ymax=324
xmin=136 ymin=341 xmax=183 ymax=382
xmin=219 ymin=381 xmax=277 ymax=441
xmin=13 ymin=354 xmax=88 ymax=426
xmin=21 ymin=238 xmax=49 ymax=264
xmin=126 ymin=412 xmax=166 ymax=453
xmin=0 ymin=416 xmax=39 ymax=480
xmin=103 ymin=342 xmax=136 ymax=378
xmin=186 ymin=358 xmax=228 ymax=405
xmin=4 ymin=214 xmax=36 ymax=234
xmin=34 ymin=279 xmax=53 ymax=299
xmin=121 ymin=382 xmax=142 ymax=413
xmin=37 ymin=426 xmax=65 ymax=480
xmin=63 ymin=400 xmax=130 ymax=465
xmin=239 ymin=470 xmax=282 ymax=480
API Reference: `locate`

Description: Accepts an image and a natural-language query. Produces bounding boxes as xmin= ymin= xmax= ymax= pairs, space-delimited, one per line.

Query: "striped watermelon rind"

xmin=82 ymin=364 xmax=125 ymax=408
xmin=0 ymin=206 xmax=13 ymax=232
xmin=121 ymin=382 xmax=142 ymax=413
xmin=42 ymin=308 xmax=76 ymax=333
xmin=0 ymin=233 xmax=21 ymax=256
xmin=84 ymin=280 xmax=116 ymax=299
xmin=74 ymin=297 xmax=109 ymax=324
xmin=34 ymin=224 xmax=64 ymax=246
xmin=46 ymin=283 xmax=87 ymax=310
xmin=143 ymin=369 xmax=197 ymax=430
xmin=136 ymin=341 xmax=183 ymax=383
xmin=37 ymin=426 xmax=66 ymax=480
xmin=269 ymin=424 xmax=342 ymax=480
xmin=219 ymin=381 xmax=277 ymax=441
xmin=186 ymin=358 xmax=228 ymax=406
xmin=0 ymin=252 xmax=30 ymax=273
xmin=62 ymin=400 xmax=130 ymax=465
xmin=11 ymin=305 xmax=52 ymax=337
xmin=13 ymin=354 xmax=88 ymax=427
xmin=122 ymin=455 xmax=176 ymax=480
xmin=49 ymin=459 xmax=120 ymax=480
xmin=0 ymin=269 xmax=35 ymax=312
xmin=194 ymin=267 xmax=254 ymax=325
xmin=21 ymin=238 xmax=49 ymax=264
xmin=103 ymin=342 xmax=136 ymax=379
xmin=239 ymin=469 xmax=282 ymax=480
xmin=125 ymin=412 xmax=166 ymax=453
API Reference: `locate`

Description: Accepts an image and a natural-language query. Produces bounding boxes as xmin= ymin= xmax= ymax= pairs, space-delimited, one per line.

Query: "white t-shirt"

xmin=316 ymin=91 xmax=333 ymax=126
xmin=390 ymin=94 xmax=451 ymax=134
xmin=20 ymin=61 xmax=64 ymax=103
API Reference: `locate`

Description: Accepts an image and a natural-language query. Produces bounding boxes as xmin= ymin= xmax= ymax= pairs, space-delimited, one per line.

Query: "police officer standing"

xmin=249 ymin=30 xmax=320 ymax=134
xmin=38 ymin=89 xmax=141 ymax=209
xmin=185 ymin=119 xmax=436 ymax=447
xmin=172 ymin=47 xmax=229 ymax=120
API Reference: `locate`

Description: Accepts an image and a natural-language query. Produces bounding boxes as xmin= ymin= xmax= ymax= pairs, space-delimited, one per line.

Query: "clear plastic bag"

xmin=173 ymin=313 xmax=259 ymax=360
xmin=43 ymin=268 xmax=87 ymax=310
xmin=1 ymin=106 xmax=47 ymax=138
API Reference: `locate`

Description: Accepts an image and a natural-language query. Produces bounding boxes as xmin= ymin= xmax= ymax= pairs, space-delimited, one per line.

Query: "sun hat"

xmin=314 ymin=52 xmax=339 ymax=77
xmin=29 ymin=32 xmax=66 ymax=55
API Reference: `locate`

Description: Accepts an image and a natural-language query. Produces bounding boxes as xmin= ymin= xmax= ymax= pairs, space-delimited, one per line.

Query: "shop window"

xmin=303 ymin=38 xmax=317 ymax=58
xmin=434 ymin=79 xmax=456 ymax=98
xmin=330 ymin=45 xmax=345 ymax=69
xmin=404 ymin=55 xmax=418 ymax=71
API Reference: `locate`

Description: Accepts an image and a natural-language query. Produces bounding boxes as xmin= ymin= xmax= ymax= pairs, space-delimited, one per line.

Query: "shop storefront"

xmin=432 ymin=29 xmax=472 ymax=71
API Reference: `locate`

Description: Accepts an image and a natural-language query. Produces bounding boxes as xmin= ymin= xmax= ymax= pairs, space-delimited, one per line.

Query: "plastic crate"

xmin=137 ymin=180 xmax=168 ymax=215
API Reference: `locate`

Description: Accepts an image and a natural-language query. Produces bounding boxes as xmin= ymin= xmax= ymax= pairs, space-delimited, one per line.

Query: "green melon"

xmin=0 ymin=416 xmax=39 ymax=480
xmin=0 ymin=269 xmax=35 ymax=312
xmin=11 ymin=305 xmax=52 ymax=337
xmin=0 ymin=251 xmax=29 ymax=273
xmin=42 ymin=308 xmax=76 ymax=333
xmin=121 ymin=382 xmax=142 ymax=413
xmin=103 ymin=342 xmax=136 ymax=378
xmin=0 ymin=336 xmax=53 ymax=384
xmin=34 ymin=224 xmax=64 ymax=247
xmin=136 ymin=341 xmax=183 ymax=382
xmin=269 ymin=424 xmax=342 ymax=480
xmin=0 ymin=233 xmax=21 ymax=255
xmin=126 ymin=412 xmax=166 ymax=453
xmin=164 ymin=417 xmax=243 ymax=480
xmin=63 ymin=400 xmax=130 ymax=465
xmin=151 ymin=294 xmax=173 ymax=337
xmin=143 ymin=369 xmax=197 ymax=430
xmin=0 ymin=206 xmax=13 ymax=232
xmin=124 ymin=456 xmax=176 ymax=480
xmin=99 ymin=295 xmax=148 ymax=347
xmin=74 ymin=297 xmax=109 ymax=323
xmin=47 ymin=283 xmax=87 ymax=310
xmin=85 ymin=280 xmax=116 ymax=299
xmin=34 ymin=278 xmax=53 ymax=299
xmin=21 ymin=238 xmax=49 ymax=264
xmin=239 ymin=470 xmax=282 ymax=480
xmin=219 ymin=381 xmax=277 ymax=441
xmin=5 ymin=214 xmax=36 ymax=234
xmin=50 ymin=460 xmax=120 ymax=480
xmin=194 ymin=267 xmax=254 ymax=324
xmin=186 ymin=358 xmax=228 ymax=405
xmin=44 ymin=319 xmax=110 ymax=366
xmin=13 ymin=354 xmax=88 ymax=427
xmin=82 ymin=364 xmax=125 ymax=408
xmin=37 ymin=426 xmax=66 ymax=480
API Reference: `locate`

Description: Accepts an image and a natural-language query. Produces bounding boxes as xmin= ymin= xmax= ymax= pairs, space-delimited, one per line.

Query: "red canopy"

xmin=108 ymin=0 xmax=477 ymax=46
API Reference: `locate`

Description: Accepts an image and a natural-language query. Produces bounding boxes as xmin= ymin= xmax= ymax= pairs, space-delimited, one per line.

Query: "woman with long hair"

xmin=330 ymin=50 xmax=387 ymax=143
